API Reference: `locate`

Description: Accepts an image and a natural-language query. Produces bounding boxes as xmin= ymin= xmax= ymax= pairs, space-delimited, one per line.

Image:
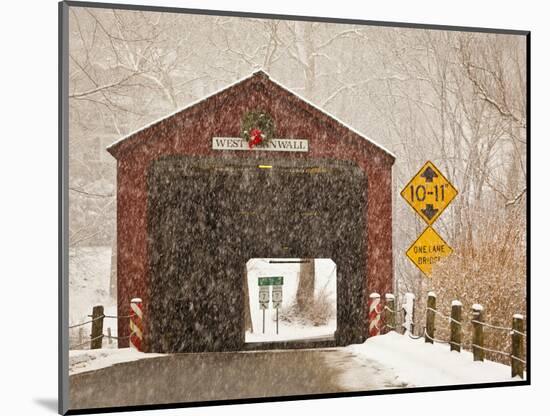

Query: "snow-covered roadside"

xmin=69 ymin=246 xmax=120 ymax=349
xmin=245 ymin=318 xmax=336 ymax=343
xmin=344 ymin=332 xmax=521 ymax=388
xmin=69 ymin=348 xmax=165 ymax=375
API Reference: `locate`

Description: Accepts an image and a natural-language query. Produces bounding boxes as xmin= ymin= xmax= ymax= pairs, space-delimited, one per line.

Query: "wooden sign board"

xmin=213 ymin=137 xmax=308 ymax=152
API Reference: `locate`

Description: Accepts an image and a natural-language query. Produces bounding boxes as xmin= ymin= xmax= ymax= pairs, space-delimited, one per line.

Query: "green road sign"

xmin=258 ymin=276 xmax=284 ymax=286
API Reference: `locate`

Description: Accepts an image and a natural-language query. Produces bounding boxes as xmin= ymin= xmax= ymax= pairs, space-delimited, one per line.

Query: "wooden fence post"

xmin=472 ymin=304 xmax=484 ymax=361
xmin=425 ymin=292 xmax=436 ymax=344
xmin=90 ymin=305 xmax=104 ymax=350
xmin=450 ymin=300 xmax=462 ymax=352
xmin=411 ymin=295 xmax=416 ymax=335
xmin=385 ymin=293 xmax=395 ymax=333
xmin=403 ymin=292 xmax=416 ymax=334
xmin=511 ymin=314 xmax=525 ymax=378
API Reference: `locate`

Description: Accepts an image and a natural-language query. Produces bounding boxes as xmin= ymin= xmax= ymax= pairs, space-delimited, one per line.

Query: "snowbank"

xmin=346 ymin=332 xmax=520 ymax=388
xmin=69 ymin=348 xmax=165 ymax=375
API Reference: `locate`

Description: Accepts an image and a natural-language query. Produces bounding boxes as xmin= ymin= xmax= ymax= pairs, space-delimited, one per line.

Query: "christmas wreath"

xmin=240 ymin=111 xmax=276 ymax=148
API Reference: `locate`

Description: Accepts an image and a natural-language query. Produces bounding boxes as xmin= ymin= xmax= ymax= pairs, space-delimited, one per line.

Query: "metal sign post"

xmin=258 ymin=277 xmax=284 ymax=335
xmin=259 ymin=286 xmax=270 ymax=334
xmin=272 ymin=285 xmax=283 ymax=335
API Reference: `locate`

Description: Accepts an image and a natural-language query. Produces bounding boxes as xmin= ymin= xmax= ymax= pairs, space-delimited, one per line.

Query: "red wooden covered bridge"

xmin=107 ymin=70 xmax=395 ymax=353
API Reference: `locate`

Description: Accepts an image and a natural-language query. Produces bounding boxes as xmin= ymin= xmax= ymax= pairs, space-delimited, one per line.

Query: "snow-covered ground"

xmin=69 ymin=246 xmax=118 ymax=349
xmin=68 ymin=250 xmax=520 ymax=388
xmin=69 ymin=246 xmax=114 ymax=323
xmin=245 ymin=258 xmax=337 ymax=342
xmin=69 ymin=348 xmax=165 ymax=375
xmin=343 ymin=332 xmax=520 ymax=388
xmin=69 ymin=332 xmax=519 ymax=392
xmin=246 ymin=318 xmax=337 ymax=342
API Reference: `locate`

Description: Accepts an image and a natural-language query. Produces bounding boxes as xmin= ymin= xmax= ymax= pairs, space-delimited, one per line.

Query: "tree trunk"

xmin=296 ymin=259 xmax=315 ymax=312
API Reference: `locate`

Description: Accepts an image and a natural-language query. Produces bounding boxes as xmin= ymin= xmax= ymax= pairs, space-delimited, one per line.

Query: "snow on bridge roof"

xmin=107 ymin=70 xmax=396 ymax=159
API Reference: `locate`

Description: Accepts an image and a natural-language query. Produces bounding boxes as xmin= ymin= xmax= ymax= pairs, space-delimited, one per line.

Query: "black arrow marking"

xmin=421 ymin=166 xmax=438 ymax=182
xmin=421 ymin=204 xmax=439 ymax=220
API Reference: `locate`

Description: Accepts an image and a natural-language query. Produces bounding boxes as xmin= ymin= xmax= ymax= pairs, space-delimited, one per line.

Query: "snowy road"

xmin=69 ymin=348 xmax=403 ymax=410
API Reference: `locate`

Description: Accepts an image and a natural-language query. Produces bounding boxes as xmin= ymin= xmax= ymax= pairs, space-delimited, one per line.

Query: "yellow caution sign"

xmin=406 ymin=227 xmax=453 ymax=277
xmin=400 ymin=161 xmax=458 ymax=225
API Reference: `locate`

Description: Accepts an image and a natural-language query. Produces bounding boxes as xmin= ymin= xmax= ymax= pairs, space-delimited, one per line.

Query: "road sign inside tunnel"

xmin=258 ymin=276 xmax=284 ymax=286
xmin=259 ymin=286 xmax=270 ymax=310
xmin=272 ymin=285 xmax=283 ymax=309
xmin=400 ymin=161 xmax=458 ymax=225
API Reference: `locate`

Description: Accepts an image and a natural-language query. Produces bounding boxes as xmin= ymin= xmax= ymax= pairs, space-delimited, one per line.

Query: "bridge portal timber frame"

xmin=107 ymin=70 xmax=395 ymax=353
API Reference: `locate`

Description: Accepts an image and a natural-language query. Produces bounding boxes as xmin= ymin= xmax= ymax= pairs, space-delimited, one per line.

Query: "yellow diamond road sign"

xmin=400 ymin=161 xmax=458 ymax=225
xmin=406 ymin=227 xmax=453 ymax=277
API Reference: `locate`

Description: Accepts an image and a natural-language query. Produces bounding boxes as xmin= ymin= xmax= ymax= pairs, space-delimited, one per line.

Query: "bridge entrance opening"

xmin=245 ymin=258 xmax=337 ymax=344
xmin=147 ymin=156 xmax=367 ymax=353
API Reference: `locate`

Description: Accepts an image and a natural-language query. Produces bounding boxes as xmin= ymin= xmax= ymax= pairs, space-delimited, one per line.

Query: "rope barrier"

xmin=69 ymin=300 xmax=143 ymax=349
xmin=471 ymin=320 xmax=512 ymax=332
xmin=420 ymin=330 xmax=517 ymax=360
xmin=69 ymin=320 xmax=94 ymax=329
xmin=403 ymin=323 xmax=526 ymax=372
xmin=103 ymin=333 xmax=132 ymax=340
xmin=424 ymin=329 xmax=449 ymax=344
xmin=69 ymin=315 xmax=105 ymax=329
xmin=384 ymin=305 xmax=405 ymax=315
xmin=448 ymin=316 xmax=463 ymax=326
xmin=70 ymin=313 xmax=134 ymax=329
xmin=471 ymin=343 xmax=511 ymax=357
xmin=69 ymin=334 xmax=104 ymax=349
xmin=393 ymin=301 xmax=527 ymax=372
xmin=427 ymin=306 xmax=449 ymax=319
xmin=104 ymin=314 xmax=134 ymax=319
xmin=407 ymin=327 xmax=425 ymax=340
xmin=511 ymin=355 xmax=526 ymax=364
xmin=426 ymin=307 xmax=463 ymax=326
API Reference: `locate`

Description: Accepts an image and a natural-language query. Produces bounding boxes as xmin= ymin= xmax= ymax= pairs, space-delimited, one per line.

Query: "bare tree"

xmin=67 ymin=8 xmax=527 ymax=321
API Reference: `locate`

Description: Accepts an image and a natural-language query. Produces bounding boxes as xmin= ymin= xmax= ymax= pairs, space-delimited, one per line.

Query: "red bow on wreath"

xmin=248 ymin=128 xmax=264 ymax=148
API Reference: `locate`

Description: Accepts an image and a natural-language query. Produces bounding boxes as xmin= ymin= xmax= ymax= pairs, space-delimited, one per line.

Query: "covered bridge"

xmin=107 ymin=70 xmax=395 ymax=353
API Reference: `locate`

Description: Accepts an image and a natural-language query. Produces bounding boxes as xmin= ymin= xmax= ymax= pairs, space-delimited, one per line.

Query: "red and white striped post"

xmin=368 ymin=293 xmax=382 ymax=337
xmin=130 ymin=298 xmax=143 ymax=351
